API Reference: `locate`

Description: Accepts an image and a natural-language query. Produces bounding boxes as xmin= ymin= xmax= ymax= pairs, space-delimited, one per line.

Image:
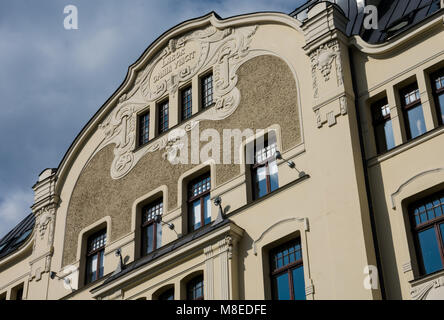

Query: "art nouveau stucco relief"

xmin=98 ymin=23 xmax=258 ymax=180
xmin=63 ymin=54 xmax=301 ymax=266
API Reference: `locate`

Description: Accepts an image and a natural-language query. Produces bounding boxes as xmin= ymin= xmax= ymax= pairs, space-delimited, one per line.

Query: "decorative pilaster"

xmin=27 ymin=169 xmax=59 ymax=299
xmin=204 ymin=244 xmax=215 ymax=300
xmin=302 ymin=2 xmax=354 ymax=129
xmin=217 ymin=236 xmax=233 ymax=300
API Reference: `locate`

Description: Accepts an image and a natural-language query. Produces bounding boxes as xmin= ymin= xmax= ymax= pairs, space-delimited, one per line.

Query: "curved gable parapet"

xmin=54 ymin=11 xmax=303 ymax=194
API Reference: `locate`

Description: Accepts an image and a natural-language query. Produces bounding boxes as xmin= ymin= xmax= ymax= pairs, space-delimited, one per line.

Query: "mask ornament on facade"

xmin=97 ymin=24 xmax=258 ymax=179
xmin=309 ymin=39 xmax=344 ymax=99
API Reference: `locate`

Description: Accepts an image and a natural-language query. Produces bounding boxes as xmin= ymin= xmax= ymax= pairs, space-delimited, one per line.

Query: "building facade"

xmin=1 ymin=0 xmax=444 ymax=300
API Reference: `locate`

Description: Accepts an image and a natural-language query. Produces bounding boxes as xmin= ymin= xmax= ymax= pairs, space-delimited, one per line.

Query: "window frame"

xmin=186 ymin=275 xmax=204 ymax=300
xmin=157 ymin=99 xmax=169 ymax=134
xmin=431 ymin=69 xmax=444 ymax=126
xmin=371 ymin=97 xmax=394 ymax=154
xmin=187 ymin=173 xmax=211 ymax=232
xmin=138 ymin=110 xmax=150 ymax=147
xmin=158 ymin=288 xmax=175 ymax=300
xmin=269 ymin=239 xmax=304 ymax=301
xmin=251 ymin=138 xmax=279 ymax=200
xmin=400 ymin=84 xmax=425 ymax=140
xmin=409 ymin=191 xmax=444 ymax=276
xmin=140 ymin=199 xmax=163 ymax=257
xmin=85 ymin=229 xmax=107 ymax=285
xmin=181 ymin=85 xmax=193 ymax=121
xmin=201 ymin=72 xmax=214 ymax=110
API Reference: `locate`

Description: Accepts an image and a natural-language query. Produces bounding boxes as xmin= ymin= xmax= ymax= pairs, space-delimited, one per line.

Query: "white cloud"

xmin=0 ymin=189 xmax=33 ymax=239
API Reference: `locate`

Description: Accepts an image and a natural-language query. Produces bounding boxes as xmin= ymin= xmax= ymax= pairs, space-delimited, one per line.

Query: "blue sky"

xmin=0 ymin=0 xmax=304 ymax=238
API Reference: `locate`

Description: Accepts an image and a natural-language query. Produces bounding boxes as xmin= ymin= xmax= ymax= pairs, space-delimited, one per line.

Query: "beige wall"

xmin=0 ymin=6 xmax=443 ymax=301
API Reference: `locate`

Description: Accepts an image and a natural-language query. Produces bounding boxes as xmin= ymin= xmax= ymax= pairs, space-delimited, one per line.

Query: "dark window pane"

xmin=292 ymin=266 xmax=306 ymax=300
xmin=201 ymin=74 xmax=213 ymax=109
xmin=274 ymin=273 xmax=290 ymax=300
xmin=147 ymin=224 xmax=154 ymax=253
xmin=156 ymin=222 xmax=162 ymax=250
xmin=181 ymin=86 xmax=192 ymax=121
xmin=440 ymin=223 xmax=444 ymax=249
xmin=204 ymin=194 xmax=211 ymax=226
xmin=158 ymin=101 xmax=169 ymax=134
xmin=159 ymin=289 xmax=174 ymax=300
xmin=98 ymin=250 xmax=104 ymax=278
xmin=405 ymin=104 xmax=426 ymax=139
xmin=418 ymin=228 xmax=443 ymax=275
xmin=437 ymin=93 xmax=444 ymax=125
xmin=138 ymin=112 xmax=150 ymax=146
xmin=87 ymin=230 xmax=106 ymax=254
xmin=187 ymin=276 xmax=204 ymax=300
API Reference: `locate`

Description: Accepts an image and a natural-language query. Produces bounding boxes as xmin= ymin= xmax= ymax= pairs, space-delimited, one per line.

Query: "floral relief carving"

xmin=97 ymin=23 xmax=258 ymax=179
xmin=411 ymin=276 xmax=444 ymax=300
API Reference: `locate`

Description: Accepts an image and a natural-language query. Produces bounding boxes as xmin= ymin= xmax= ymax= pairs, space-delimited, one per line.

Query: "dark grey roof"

xmin=93 ymin=218 xmax=232 ymax=291
xmin=0 ymin=213 xmax=35 ymax=260
xmin=291 ymin=0 xmax=442 ymax=44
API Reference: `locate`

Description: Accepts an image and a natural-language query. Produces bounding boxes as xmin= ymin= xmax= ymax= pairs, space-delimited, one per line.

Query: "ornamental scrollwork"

xmin=97 ymin=23 xmax=258 ymax=179
xmin=411 ymin=276 xmax=444 ymax=300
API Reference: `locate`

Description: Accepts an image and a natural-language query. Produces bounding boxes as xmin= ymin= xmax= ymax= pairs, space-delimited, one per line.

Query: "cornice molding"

xmin=349 ymin=13 xmax=444 ymax=56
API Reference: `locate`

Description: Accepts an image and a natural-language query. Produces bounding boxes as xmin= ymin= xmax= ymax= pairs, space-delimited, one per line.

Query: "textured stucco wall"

xmin=62 ymin=55 xmax=301 ymax=266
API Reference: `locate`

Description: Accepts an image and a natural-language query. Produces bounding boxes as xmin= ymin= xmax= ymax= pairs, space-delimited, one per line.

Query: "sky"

xmin=0 ymin=0 xmax=305 ymax=238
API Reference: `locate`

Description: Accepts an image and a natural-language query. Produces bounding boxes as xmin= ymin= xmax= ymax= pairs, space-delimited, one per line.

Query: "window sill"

xmin=409 ymin=268 xmax=444 ymax=286
xmin=367 ymin=125 xmax=444 ymax=167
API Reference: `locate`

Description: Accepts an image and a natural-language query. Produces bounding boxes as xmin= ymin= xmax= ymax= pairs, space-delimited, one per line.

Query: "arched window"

xmin=187 ymin=275 xmax=204 ymax=300
xmin=158 ymin=288 xmax=174 ymax=300
xmin=270 ymin=239 xmax=305 ymax=300
xmin=410 ymin=190 xmax=444 ymax=275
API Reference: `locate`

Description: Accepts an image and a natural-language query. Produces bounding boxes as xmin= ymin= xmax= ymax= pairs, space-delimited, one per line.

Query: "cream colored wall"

xmin=353 ymin=14 xmax=444 ymax=300
xmin=3 ymin=7 xmax=442 ymax=301
xmin=0 ymin=252 xmax=32 ymax=300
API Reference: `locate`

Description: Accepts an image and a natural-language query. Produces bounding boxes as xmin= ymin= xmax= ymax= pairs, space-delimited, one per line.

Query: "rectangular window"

xmin=410 ymin=191 xmax=444 ymax=276
xmin=401 ymin=84 xmax=426 ymax=140
xmin=138 ymin=111 xmax=150 ymax=147
xmin=187 ymin=275 xmax=204 ymax=300
xmin=181 ymin=86 xmax=193 ymax=121
xmin=252 ymin=138 xmax=279 ymax=200
xmin=141 ymin=200 xmax=162 ymax=256
xmin=371 ymin=98 xmax=395 ymax=154
xmin=85 ymin=229 xmax=106 ymax=285
xmin=432 ymin=69 xmax=444 ymax=125
xmin=188 ymin=173 xmax=211 ymax=232
xmin=270 ymin=239 xmax=305 ymax=300
xmin=158 ymin=100 xmax=169 ymax=134
xmin=201 ymin=73 xmax=213 ymax=109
